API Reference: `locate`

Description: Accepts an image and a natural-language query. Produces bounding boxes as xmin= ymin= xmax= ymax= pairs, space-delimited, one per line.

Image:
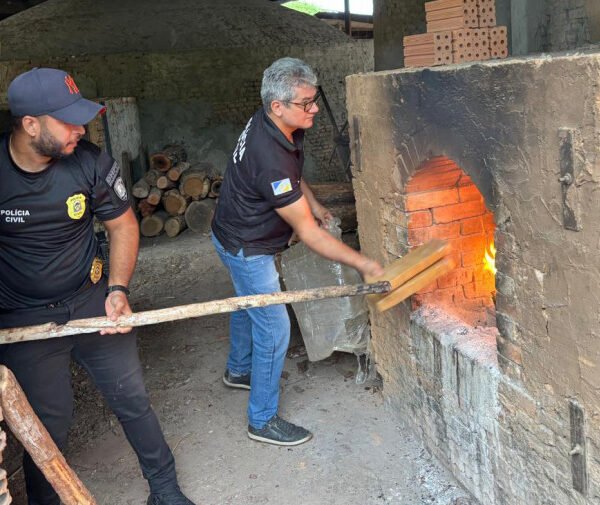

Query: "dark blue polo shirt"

xmin=212 ymin=108 xmax=305 ymax=255
xmin=0 ymin=135 xmax=130 ymax=310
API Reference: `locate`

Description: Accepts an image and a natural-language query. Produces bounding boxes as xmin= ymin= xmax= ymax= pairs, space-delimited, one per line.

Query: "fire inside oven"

xmin=404 ymin=156 xmax=496 ymax=327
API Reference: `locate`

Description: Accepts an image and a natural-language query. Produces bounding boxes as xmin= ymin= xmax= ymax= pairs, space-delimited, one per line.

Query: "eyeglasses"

xmin=284 ymin=91 xmax=321 ymax=112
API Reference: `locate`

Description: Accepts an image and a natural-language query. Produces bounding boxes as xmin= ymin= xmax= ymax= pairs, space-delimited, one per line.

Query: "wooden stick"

xmin=370 ymin=256 xmax=456 ymax=312
xmin=0 ymin=366 xmax=96 ymax=505
xmin=0 ymin=282 xmax=392 ymax=344
xmin=366 ymin=239 xmax=450 ymax=290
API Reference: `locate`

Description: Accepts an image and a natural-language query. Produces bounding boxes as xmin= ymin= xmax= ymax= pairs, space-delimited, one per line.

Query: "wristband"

xmin=106 ymin=285 xmax=130 ymax=297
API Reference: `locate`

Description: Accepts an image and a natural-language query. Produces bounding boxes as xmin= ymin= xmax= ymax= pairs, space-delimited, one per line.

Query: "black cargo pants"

xmin=0 ymin=278 xmax=177 ymax=505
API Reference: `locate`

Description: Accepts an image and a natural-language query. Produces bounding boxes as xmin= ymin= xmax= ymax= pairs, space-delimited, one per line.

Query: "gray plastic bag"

xmin=279 ymin=219 xmax=370 ymax=362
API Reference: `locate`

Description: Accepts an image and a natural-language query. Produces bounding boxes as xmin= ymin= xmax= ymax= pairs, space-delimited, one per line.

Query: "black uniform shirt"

xmin=212 ymin=108 xmax=304 ymax=256
xmin=0 ymin=135 xmax=130 ymax=310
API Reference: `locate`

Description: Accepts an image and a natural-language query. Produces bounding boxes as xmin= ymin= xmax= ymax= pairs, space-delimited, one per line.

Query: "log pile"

xmin=135 ymin=144 xmax=358 ymax=239
xmin=133 ymin=144 xmax=221 ymax=238
xmin=403 ymin=0 xmax=508 ymax=68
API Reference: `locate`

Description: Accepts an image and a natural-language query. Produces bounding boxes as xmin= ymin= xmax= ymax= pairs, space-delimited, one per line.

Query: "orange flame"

xmin=484 ymin=242 xmax=496 ymax=275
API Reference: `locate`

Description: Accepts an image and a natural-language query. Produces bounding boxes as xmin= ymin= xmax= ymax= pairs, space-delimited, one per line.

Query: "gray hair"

xmin=261 ymin=57 xmax=318 ymax=112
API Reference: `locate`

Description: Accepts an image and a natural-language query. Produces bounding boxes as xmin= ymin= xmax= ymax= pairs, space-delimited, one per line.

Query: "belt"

xmin=0 ymin=276 xmax=96 ymax=315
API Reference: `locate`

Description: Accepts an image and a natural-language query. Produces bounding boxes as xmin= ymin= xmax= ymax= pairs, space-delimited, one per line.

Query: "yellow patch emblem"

xmin=66 ymin=194 xmax=86 ymax=220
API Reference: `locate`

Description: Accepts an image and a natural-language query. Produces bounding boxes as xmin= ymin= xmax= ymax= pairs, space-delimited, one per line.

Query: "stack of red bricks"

xmin=403 ymin=0 xmax=508 ymax=68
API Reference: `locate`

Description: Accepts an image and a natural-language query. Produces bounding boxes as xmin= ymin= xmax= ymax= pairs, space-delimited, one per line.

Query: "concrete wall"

xmin=347 ymin=52 xmax=600 ymax=504
xmin=373 ymin=0 xmax=426 ymax=71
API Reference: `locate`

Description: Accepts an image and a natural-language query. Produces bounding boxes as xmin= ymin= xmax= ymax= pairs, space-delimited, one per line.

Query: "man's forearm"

xmin=104 ymin=210 xmax=140 ymax=287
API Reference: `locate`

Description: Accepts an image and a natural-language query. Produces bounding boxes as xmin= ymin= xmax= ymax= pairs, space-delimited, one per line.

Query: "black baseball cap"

xmin=7 ymin=68 xmax=105 ymax=126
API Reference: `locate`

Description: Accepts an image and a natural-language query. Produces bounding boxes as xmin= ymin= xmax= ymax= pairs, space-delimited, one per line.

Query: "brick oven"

xmin=347 ymin=52 xmax=600 ymax=504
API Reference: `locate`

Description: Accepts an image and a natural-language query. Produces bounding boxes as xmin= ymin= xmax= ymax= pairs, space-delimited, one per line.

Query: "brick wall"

xmin=404 ymin=157 xmax=495 ymax=326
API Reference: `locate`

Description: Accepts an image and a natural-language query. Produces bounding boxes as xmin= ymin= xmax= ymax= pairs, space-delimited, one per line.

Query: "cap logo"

xmin=64 ymin=75 xmax=80 ymax=95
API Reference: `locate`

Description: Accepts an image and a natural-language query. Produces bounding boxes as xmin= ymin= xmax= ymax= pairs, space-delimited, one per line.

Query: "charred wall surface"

xmin=347 ymin=52 xmax=600 ymax=504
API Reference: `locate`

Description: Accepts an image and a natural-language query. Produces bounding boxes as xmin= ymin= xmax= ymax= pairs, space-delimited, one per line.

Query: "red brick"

xmin=433 ymin=199 xmax=486 ymax=223
xmin=458 ymin=184 xmax=483 ymax=202
xmin=437 ymin=267 xmax=477 ymax=289
xmin=482 ymin=211 xmax=496 ymax=231
xmin=463 ymin=280 xmax=495 ymax=299
xmin=430 ymin=287 xmax=463 ymax=306
xmin=450 ymin=235 xmax=487 ymax=255
xmin=418 ymin=156 xmax=458 ymax=171
xmin=408 ymin=210 xmax=433 ymax=228
xmin=416 ymin=162 xmax=460 ymax=177
xmin=461 ymin=216 xmax=484 ymax=235
xmin=458 ymin=174 xmax=473 ymax=186
xmin=405 ymin=188 xmax=459 ymax=211
xmin=462 ymin=249 xmax=484 ymax=267
xmin=408 ymin=222 xmax=460 ymax=245
xmin=406 ymin=170 xmax=462 ymax=192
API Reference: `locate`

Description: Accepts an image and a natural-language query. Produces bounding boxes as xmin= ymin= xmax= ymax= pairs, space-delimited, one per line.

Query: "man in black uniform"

xmin=212 ymin=57 xmax=384 ymax=446
xmin=0 ymin=68 xmax=194 ymax=505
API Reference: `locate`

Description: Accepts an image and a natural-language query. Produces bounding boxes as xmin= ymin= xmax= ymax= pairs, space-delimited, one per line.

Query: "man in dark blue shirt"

xmin=0 ymin=68 xmax=194 ymax=505
xmin=212 ymin=58 xmax=383 ymax=446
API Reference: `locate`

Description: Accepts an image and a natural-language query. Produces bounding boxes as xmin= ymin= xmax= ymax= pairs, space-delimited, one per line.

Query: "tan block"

xmin=425 ymin=0 xmax=464 ymax=12
xmin=489 ymin=26 xmax=509 ymax=59
xmin=452 ymin=28 xmax=491 ymax=62
xmin=404 ymin=31 xmax=453 ymax=67
xmin=426 ymin=6 xmax=465 ymax=21
xmin=427 ymin=16 xmax=465 ymax=32
xmin=478 ymin=1 xmax=497 ymax=28
xmin=403 ymin=32 xmax=435 ymax=46
xmin=404 ymin=43 xmax=435 ymax=57
xmin=404 ymin=55 xmax=436 ymax=68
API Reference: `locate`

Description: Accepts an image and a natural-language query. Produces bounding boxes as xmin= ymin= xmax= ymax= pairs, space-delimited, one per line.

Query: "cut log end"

xmin=140 ymin=211 xmax=168 ymax=237
xmin=185 ymin=200 xmax=216 ymax=234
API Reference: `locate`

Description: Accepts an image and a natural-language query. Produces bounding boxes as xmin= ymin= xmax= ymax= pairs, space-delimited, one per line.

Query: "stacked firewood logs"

xmin=132 ymin=144 xmax=223 ymax=238
xmin=403 ymin=0 xmax=508 ymax=68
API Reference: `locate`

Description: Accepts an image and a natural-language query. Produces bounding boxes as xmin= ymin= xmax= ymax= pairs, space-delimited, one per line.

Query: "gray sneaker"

xmin=223 ymin=369 xmax=251 ymax=390
xmin=248 ymin=415 xmax=313 ymax=446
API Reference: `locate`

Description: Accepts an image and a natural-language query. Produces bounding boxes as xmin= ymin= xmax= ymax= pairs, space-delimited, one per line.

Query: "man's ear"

xmin=21 ymin=116 xmax=40 ymax=138
xmin=270 ymin=100 xmax=284 ymax=118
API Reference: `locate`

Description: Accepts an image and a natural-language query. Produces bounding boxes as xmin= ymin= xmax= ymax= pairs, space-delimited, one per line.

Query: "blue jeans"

xmin=211 ymin=234 xmax=290 ymax=429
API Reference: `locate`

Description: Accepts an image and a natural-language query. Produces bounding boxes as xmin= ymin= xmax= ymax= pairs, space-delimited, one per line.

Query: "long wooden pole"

xmin=0 ymin=282 xmax=391 ymax=345
xmin=0 ymin=366 xmax=96 ymax=505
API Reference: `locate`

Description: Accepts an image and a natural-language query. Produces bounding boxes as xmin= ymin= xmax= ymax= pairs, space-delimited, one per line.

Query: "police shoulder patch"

xmin=66 ymin=193 xmax=86 ymax=220
xmin=105 ymin=161 xmax=120 ymax=186
xmin=113 ymin=177 xmax=128 ymax=201
xmin=271 ymin=178 xmax=292 ymax=196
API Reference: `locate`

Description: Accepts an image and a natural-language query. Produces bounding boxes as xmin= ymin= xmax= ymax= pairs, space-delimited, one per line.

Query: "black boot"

xmin=147 ymin=488 xmax=195 ymax=505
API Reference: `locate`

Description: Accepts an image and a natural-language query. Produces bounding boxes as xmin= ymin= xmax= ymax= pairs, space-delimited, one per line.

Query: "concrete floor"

xmin=65 ymin=233 xmax=474 ymax=505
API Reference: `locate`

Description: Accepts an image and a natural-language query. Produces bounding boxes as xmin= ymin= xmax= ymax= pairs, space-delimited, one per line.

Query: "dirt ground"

xmin=63 ymin=232 xmax=475 ymax=505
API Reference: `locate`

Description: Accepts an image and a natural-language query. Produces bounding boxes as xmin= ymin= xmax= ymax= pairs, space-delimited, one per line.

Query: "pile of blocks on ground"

xmin=403 ymin=0 xmax=508 ymax=68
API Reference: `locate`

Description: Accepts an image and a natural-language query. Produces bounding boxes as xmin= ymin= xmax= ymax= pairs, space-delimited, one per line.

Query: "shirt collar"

xmin=262 ymin=108 xmax=303 ymax=153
